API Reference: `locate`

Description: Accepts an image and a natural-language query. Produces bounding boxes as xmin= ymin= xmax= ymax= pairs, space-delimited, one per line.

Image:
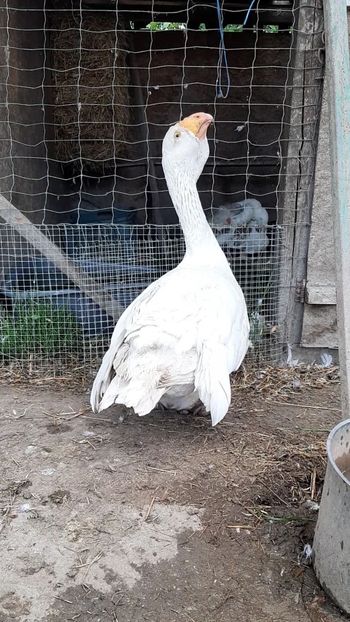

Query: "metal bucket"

xmin=313 ymin=418 xmax=350 ymax=613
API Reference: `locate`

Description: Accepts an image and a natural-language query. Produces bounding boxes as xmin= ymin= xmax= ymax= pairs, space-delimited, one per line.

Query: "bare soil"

xmin=0 ymin=366 xmax=347 ymax=622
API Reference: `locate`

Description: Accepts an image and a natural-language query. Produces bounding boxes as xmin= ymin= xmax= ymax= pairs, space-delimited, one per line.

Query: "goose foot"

xmin=179 ymin=401 xmax=207 ymax=418
xmin=155 ymin=402 xmax=167 ymax=412
xmin=117 ymin=404 xmax=129 ymax=422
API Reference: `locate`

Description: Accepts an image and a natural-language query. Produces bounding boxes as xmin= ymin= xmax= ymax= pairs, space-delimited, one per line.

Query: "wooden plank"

xmin=277 ymin=2 xmax=308 ymax=344
xmin=278 ymin=0 xmax=324 ymax=352
xmin=287 ymin=1 xmax=324 ymax=344
xmin=323 ymin=0 xmax=350 ymax=415
xmin=0 ymin=194 xmax=123 ymax=322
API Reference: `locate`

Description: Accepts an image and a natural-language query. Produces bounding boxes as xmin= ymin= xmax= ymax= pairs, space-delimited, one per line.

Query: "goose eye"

xmin=174 ymin=131 xmax=181 ymax=139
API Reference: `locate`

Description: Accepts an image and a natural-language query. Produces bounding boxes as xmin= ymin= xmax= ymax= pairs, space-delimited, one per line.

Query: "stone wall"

xmin=301 ymin=77 xmax=338 ymax=349
xmin=300 ymin=10 xmax=350 ymax=351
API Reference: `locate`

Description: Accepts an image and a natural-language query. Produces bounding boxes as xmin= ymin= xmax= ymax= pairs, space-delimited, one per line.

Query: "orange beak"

xmin=179 ymin=112 xmax=213 ymax=140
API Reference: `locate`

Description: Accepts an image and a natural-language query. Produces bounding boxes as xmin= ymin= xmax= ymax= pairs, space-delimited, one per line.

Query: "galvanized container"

xmin=313 ymin=418 xmax=350 ymax=614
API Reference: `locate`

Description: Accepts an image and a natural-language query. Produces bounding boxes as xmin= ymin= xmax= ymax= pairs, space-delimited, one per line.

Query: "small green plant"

xmin=0 ymin=300 xmax=82 ymax=358
xmin=224 ymin=24 xmax=243 ymax=32
xmin=146 ymin=22 xmax=186 ymax=31
xmin=249 ymin=310 xmax=266 ymax=347
xmin=263 ymin=24 xmax=279 ymax=33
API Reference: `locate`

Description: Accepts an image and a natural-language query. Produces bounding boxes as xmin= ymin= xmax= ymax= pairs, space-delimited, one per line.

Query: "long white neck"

xmin=166 ymin=171 xmax=225 ymax=260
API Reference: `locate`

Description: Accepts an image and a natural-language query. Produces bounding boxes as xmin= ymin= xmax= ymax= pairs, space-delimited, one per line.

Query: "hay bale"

xmin=50 ymin=14 xmax=130 ymax=174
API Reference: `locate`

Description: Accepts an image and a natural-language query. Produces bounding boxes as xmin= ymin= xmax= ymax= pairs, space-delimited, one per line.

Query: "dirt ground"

xmin=0 ymin=365 xmax=347 ymax=622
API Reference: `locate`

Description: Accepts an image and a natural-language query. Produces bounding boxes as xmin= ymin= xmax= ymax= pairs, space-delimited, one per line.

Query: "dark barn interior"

xmin=0 ymin=0 xmax=295 ymax=226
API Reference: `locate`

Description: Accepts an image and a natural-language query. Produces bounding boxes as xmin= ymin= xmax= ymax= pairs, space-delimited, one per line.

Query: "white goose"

xmin=90 ymin=112 xmax=250 ymax=426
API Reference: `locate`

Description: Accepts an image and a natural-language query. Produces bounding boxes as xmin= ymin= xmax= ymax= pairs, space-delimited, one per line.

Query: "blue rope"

xmin=215 ymin=0 xmax=257 ymax=99
xmin=215 ymin=0 xmax=230 ymax=99
xmin=243 ymin=0 xmax=257 ymax=27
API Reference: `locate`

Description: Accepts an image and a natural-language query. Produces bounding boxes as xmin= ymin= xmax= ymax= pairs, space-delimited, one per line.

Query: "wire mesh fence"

xmin=0 ymin=0 xmax=324 ymax=374
xmin=0 ymin=223 xmax=284 ymax=368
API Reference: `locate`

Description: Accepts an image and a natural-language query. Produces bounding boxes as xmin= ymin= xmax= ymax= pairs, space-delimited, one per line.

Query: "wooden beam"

xmin=0 ymin=194 xmax=123 ymax=322
xmin=278 ymin=0 xmax=324 ymax=353
xmin=323 ymin=0 xmax=350 ymax=415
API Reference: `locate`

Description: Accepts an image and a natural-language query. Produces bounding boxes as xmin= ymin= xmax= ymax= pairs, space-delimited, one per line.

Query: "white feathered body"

xmin=91 ymin=251 xmax=249 ymax=426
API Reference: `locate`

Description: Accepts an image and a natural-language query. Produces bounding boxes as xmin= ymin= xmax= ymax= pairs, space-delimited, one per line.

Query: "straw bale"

xmin=50 ymin=13 xmax=130 ymax=173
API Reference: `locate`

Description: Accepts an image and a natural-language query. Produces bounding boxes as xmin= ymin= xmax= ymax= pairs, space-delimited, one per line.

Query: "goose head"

xmin=162 ymin=112 xmax=213 ymax=183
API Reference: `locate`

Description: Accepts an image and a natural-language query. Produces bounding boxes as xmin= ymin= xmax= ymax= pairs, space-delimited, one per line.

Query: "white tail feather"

xmin=195 ymin=344 xmax=231 ymax=426
xmin=97 ymin=376 xmax=121 ymax=412
xmin=90 ymin=328 xmax=127 ymax=413
xmin=97 ymin=367 xmax=167 ymax=417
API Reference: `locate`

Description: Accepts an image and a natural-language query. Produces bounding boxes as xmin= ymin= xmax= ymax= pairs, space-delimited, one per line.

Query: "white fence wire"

xmin=0 ymin=0 xmax=324 ymax=373
xmin=0 ymin=223 xmax=283 ymax=365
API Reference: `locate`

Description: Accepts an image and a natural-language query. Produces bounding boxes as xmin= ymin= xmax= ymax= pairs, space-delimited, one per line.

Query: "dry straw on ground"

xmin=0 ymin=359 xmax=339 ymax=394
xmin=234 ymin=362 xmax=339 ymax=397
xmin=50 ymin=13 xmax=130 ymax=173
